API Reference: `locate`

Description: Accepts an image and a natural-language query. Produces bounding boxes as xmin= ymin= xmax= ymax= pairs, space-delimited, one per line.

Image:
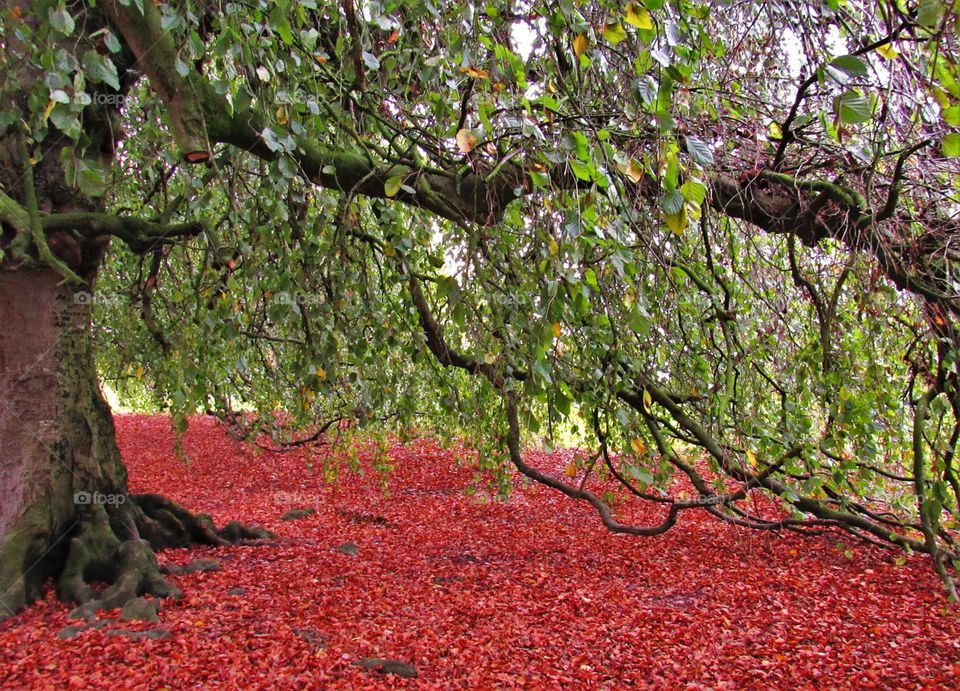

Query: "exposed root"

xmin=56 ymin=495 xmax=273 ymax=617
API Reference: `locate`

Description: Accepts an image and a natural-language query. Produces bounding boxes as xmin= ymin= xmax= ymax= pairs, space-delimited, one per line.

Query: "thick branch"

xmin=42 ymin=213 xmax=204 ymax=253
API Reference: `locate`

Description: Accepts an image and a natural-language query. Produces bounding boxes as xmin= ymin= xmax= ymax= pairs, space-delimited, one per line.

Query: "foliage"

xmin=2 ymin=0 xmax=960 ymax=593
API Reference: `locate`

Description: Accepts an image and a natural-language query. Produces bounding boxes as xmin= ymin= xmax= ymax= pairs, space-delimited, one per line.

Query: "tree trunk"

xmin=0 ymin=267 xmax=270 ymax=620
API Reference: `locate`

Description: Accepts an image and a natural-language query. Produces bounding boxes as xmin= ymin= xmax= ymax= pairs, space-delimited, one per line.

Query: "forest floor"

xmin=1 ymin=414 xmax=959 ymax=689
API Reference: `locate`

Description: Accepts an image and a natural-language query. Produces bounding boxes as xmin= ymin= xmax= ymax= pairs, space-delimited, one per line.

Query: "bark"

xmin=0 ymin=0 xmax=269 ymax=621
xmin=0 ymin=267 xmax=272 ymax=620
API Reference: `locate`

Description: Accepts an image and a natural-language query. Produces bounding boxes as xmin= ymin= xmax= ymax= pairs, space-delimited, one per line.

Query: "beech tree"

xmin=1 ymin=0 xmax=959 ymax=619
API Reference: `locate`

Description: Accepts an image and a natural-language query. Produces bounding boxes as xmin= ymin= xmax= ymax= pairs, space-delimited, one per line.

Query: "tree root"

xmin=57 ymin=494 xmax=273 ymax=617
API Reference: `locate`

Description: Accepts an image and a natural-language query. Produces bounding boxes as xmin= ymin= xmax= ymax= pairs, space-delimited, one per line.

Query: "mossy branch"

xmin=13 ymin=128 xmax=84 ymax=285
xmin=42 ymin=213 xmax=204 ymax=254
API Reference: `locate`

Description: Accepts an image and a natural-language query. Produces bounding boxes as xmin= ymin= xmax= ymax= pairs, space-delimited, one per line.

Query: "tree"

xmin=1 ymin=0 xmax=958 ymax=619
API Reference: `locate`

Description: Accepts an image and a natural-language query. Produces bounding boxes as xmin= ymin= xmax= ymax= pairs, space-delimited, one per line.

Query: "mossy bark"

xmin=0 ymin=269 xmax=270 ymax=620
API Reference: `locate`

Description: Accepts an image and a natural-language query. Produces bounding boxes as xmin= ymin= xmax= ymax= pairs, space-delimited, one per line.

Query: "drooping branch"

xmin=407 ymin=271 xmax=682 ymax=535
xmin=617 ymin=377 xmax=942 ymax=558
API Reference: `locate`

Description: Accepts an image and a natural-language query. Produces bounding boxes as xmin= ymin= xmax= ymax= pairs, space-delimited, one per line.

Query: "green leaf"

xmin=570 ymin=159 xmax=592 ymax=181
xmin=77 ymin=159 xmax=107 ymax=197
xmin=685 ymin=136 xmax=714 ymax=165
xmin=943 ymin=105 xmax=960 ymax=127
xmin=943 ymin=133 xmax=960 ymax=158
xmin=362 ymin=51 xmax=380 ymax=71
xmin=835 ymin=91 xmax=872 ymax=124
xmin=602 ymin=22 xmax=627 ymax=46
xmin=916 ymin=0 xmax=942 ymax=28
xmin=680 ymin=180 xmax=707 ymax=205
xmin=82 ymin=51 xmax=121 ymax=90
xmin=829 ymin=55 xmax=868 ymax=78
xmin=528 ymin=170 xmax=550 ymax=188
xmin=384 ymin=175 xmax=403 ymax=197
xmin=49 ymin=6 xmax=75 ymax=36
xmin=661 ymin=189 xmax=685 ymax=215
xmin=274 ymin=19 xmax=294 ymax=44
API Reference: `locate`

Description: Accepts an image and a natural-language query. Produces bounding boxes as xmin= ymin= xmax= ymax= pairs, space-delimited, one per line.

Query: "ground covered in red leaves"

xmin=2 ymin=415 xmax=960 ymax=689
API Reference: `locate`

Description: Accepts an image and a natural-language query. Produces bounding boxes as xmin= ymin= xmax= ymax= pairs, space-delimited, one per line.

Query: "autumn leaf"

xmin=460 ymin=66 xmax=489 ymax=79
xmin=456 ymin=128 xmax=477 ymax=153
xmin=643 ymin=388 xmax=652 ymax=412
xmin=625 ymin=3 xmax=653 ymax=30
xmin=665 ymin=207 xmax=688 ymax=235
xmin=624 ymin=159 xmax=645 ymax=183
xmin=630 ymin=438 xmax=646 ymax=455
xmin=876 ymin=42 xmax=899 ymax=60
xmin=2 ymin=414 xmax=955 ymax=688
xmin=553 ymin=322 xmax=562 ymax=339
xmin=573 ymin=34 xmax=590 ymax=57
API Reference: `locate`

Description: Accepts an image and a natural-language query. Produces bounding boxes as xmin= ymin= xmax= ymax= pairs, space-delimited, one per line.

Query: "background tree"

xmin=1 ymin=0 xmax=959 ymax=619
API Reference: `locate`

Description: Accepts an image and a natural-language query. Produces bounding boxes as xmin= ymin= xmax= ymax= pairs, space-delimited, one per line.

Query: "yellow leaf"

xmin=455 ymin=128 xmax=477 ymax=153
xmin=624 ymin=159 xmax=645 ymax=183
xmin=932 ymin=87 xmax=950 ymax=109
xmin=43 ymin=99 xmax=57 ymax=121
xmin=602 ymin=22 xmax=627 ymax=46
xmin=553 ymin=322 xmax=562 ymax=339
xmin=643 ymin=388 xmax=652 ymax=413
xmin=746 ymin=449 xmax=758 ymax=467
xmin=317 ymin=366 xmax=326 ymax=381
xmin=135 ymin=366 xmax=144 ymax=381
xmin=573 ymin=34 xmax=589 ymax=57
xmin=275 ymin=105 xmax=288 ymax=125
xmin=460 ymin=66 xmax=489 ymax=79
xmin=665 ymin=207 xmax=687 ymax=235
xmin=564 ymin=462 xmax=578 ymax=478
xmin=630 ymin=438 xmax=646 ymax=455
xmin=876 ymin=42 xmax=899 ymax=60
xmin=384 ymin=175 xmax=403 ymax=197
xmin=548 ymin=236 xmax=559 ymax=256
xmin=768 ymin=121 xmax=783 ymax=139
xmin=625 ymin=3 xmax=653 ymax=30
